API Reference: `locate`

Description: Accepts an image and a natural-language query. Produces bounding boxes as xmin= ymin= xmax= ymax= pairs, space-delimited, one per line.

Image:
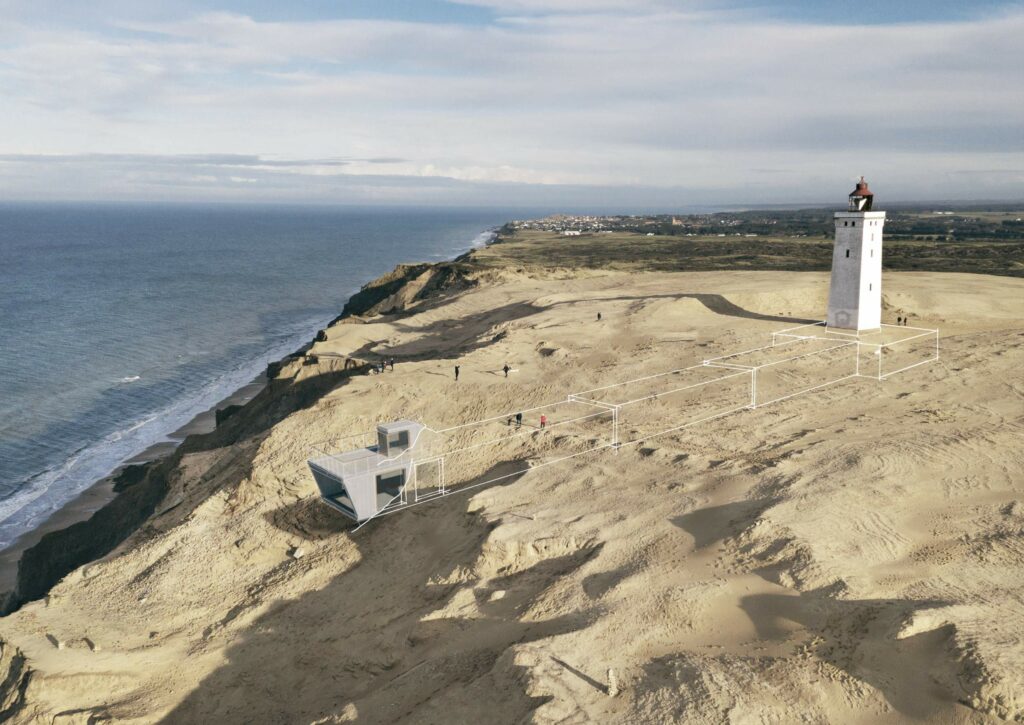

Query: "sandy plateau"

xmin=2 ymin=266 xmax=1023 ymax=724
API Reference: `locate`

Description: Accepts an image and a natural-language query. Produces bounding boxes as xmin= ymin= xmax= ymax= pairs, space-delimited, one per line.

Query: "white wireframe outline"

xmin=773 ymin=320 xmax=826 ymax=336
xmin=756 ymin=373 xmax=859 ymax=407
xmin=578 ymin=369 xmax=751 ymax=408
xmin=435 ymin=408 xmax=614 ymax=458
xmin=571 ymin=362 xmax=719 ymax=397
xmin=747 ymin=341 xmax=857 ymax=370
xmin=878 ymin=328 xmax=940 ymax=379
xmin=774 ymin=322 xmax=934 ymax=346
xmin=334 ymin=320 xmax=939 ymax=531
xmin=704 ymin=361 xmax=753 ymax=371
xmin=412 ymin=456 xmax=445 ymax=501
xmin=437 ymin=399 xmax=580 ymax=433
xmin=703 ymin=335 xmax=809 ymax=366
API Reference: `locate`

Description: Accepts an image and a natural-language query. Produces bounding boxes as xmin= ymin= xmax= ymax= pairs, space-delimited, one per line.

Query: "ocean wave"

xmin=0 ymin=316 xmax=328 ymax=551
xmin=119 ymin=375 xmax=141 ymax=383
xmin=446 ymin=229 xmax=495 ymax=256
xmin=469 ymin=229 xmax=497 ymax=248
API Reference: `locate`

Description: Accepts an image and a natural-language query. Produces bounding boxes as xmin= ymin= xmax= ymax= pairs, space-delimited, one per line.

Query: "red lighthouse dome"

xmin=848 ymin=176 xmax=874 ymax=211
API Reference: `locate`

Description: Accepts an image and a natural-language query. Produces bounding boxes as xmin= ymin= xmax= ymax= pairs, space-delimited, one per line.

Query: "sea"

xmin=0 ymin=203 xmax=526 ymax=551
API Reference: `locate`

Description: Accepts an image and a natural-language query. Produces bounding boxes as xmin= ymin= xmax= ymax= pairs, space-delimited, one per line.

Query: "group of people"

xmin=372 ymin=358 xmax=396 ymax=374
xmin=895 ymin=316 xmax=911 ymax=326
xmin=506 ymin=412 xmax=546 ymax=429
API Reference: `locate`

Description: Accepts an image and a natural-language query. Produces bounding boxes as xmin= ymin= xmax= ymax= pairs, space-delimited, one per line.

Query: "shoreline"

xmin=0 ymin=371 xmax=268 ymax=592
xmin=0 ymin=227 xmax=498 ymax=605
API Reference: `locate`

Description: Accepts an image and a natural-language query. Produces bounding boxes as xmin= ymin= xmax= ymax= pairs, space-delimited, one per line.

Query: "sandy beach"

xmin=0 ymin=234 xmax=1022 ymax=722
xmin=0 ymin=372 xmax=269 ymax=595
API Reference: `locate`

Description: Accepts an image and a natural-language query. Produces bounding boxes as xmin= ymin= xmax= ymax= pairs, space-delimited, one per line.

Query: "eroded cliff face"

xmin=3 ymin=462 xmax=165 ymax=615
xmin=331 ymin=262 xmax=477 ymax=323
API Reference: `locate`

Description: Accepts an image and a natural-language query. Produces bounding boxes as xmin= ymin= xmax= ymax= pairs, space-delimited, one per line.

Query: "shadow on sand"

xmin=352 ymin=290 xmax=817 ymax=364
xmin=671 ymin=498 xmax=775 ymax=550
xmin=739 ymin=587 xmax=960 ymax=719
xmin=672 ymin=500 xmax=963 ymax=719
xmin=164 ymin=462 xmax=601 ymax=724
xmin=551 ymin=657 xmax=608 ymax=695
xmin=548 ymin=292 xmax=818 ymax=326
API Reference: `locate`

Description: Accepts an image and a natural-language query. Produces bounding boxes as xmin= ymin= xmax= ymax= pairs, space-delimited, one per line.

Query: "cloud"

xmin=445 ymin=0 xmax=686 ymax=13
xmin=0 ymin=153 xmax=352 ymax=167
xmin=0 ymin=4 xmax=1021 ymax=204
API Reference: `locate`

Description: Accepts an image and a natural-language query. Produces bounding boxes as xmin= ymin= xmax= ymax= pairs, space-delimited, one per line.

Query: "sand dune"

xmin=1 ymin=268 xmax=1022 ymax=723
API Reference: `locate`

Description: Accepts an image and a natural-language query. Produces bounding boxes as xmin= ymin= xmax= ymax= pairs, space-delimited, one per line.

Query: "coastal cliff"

xmin=1 ymin=233 xmax=1023 ymax=722
xmin=1 ymin=261 xmax=475 ymax=616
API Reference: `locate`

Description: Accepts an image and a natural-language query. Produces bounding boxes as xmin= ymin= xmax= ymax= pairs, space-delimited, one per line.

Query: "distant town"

xmin=504 ymin=205 xmax=1024 ymax=243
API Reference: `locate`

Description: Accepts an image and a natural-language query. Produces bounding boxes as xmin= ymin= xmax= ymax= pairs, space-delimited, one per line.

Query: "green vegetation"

xmin=481 ymin=205 xmax=1024 ymax=277
xmin=476 ymin=231 xmax=1024 ymax=278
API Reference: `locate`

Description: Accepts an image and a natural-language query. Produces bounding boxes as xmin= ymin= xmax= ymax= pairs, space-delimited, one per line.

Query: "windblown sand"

xmin=2 ymin=269 xmax=1023 ymax=723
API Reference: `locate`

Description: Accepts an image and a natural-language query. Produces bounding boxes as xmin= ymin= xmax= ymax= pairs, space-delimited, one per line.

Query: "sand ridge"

xmin=0 ymin=269 xmax=1021 ymax=723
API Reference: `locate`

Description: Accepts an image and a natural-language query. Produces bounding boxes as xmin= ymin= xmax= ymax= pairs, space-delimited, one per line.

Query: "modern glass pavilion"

xmin=308 ymin=420 xmax=424 ymax=522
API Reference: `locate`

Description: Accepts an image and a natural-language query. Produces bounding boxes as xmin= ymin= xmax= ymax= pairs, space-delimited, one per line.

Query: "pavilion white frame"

xmin=313 ymin=319 xmax=939 ymax=530
xmin=770 ymin=321 xmax=940 ymax=380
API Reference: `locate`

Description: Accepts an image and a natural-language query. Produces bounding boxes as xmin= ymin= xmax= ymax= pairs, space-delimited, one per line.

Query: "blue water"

xmin=0 ymin=203 xmax=516 ymax=550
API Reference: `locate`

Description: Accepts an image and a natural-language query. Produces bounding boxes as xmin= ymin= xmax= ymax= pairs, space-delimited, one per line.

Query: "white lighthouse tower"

xmin=827 ymin=177 xmax=885 ymax=330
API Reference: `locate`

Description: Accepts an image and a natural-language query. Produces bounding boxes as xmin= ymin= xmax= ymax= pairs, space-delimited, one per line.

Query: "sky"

xmin=0 ymin=0 xmax=1022 ymax=208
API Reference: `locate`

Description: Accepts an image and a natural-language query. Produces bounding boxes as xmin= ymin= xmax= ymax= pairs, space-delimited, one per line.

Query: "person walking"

xmin=515 ymin=412 xmax=522 ymax=429
xmin=897 ymin=316 xmax=902 ymax=325
xmin=503 ymin=363 xmax=511 ymax=378
xmin=389 ymin=358 xmax=395 ymax=371
xmin=540 ymin=414 xmax=547 ymax=429
xmin=454 ymin=365 xmax=460 ymax=381
xmin=597 ymin=312 xmax=602 ymax=321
